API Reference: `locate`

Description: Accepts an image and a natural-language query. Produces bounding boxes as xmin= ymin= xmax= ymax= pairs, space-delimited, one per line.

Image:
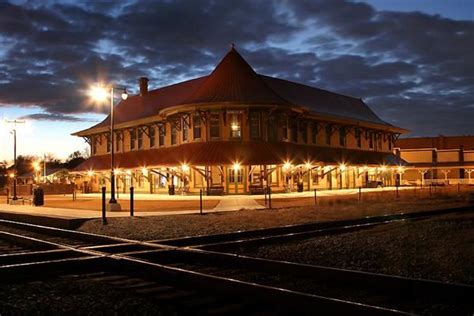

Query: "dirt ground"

xmin=43 ymin=198 xmax=219 ymax=212
xmin=79 ymin=192 xmax=474 ymax=240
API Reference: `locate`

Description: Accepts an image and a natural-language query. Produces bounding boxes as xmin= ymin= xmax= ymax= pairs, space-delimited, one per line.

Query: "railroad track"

xmin=153 ymin=206 xmax=474 ymax=250
xmin=0 ymin=208 xmax=473 ymax=315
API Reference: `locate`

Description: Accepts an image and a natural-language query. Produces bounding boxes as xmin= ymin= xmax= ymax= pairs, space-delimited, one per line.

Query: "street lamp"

xmin=89 ymin=84 xmax=128 ymax=211
xmin=5 ymin=119 xmax=25 ymax=203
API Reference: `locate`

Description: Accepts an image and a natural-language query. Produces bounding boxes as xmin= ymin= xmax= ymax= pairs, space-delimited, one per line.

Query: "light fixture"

xmin=305 ymin=162 xmax=312 ymax=170
xmin=380 ymin=165 xmax=387 ymax=172
xmin=126 ymin=170 xmax=132 ymax=175
xmin=121 ymin=89 xmax=128 ymax=100
xmin=9 ymin=173 xmax=14 ymax=178
xmin=114 ymin=169 xmax=122 ymax=175
xmin=233 ymin=162 xmax=241 ymax=171
xmin=283 ymin=161 xmax=292 ymax=170
xmin=181 ymin=163 xmax=190 ymax=172
xmin=32 ymin=161 xmax=40 ymax=171
xmin=231 ymin=122 xmax=239 ymax=131
xmin=141 ymin=167 xmax=148 ymax=175
xmin=88 ymin=85 xmax=108 ymax=102
xmin=339 ymin=163 xmax=347 ymax=171
xmin=87 ymin=170 xmax=94 ymax=177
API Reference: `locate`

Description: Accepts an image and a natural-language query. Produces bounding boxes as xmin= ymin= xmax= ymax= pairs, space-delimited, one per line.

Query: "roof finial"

xmin=230 ymin=43 xmax=235 ymax=51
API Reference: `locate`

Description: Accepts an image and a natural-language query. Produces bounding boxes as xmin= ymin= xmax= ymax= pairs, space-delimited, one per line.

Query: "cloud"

xmin=0 ymin=0 xmax=472 ymax=136
xmin=18 ymin=112 xmax=97 ymax=122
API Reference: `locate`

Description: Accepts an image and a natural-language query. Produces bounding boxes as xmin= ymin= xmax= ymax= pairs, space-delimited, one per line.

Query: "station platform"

xmin=0 ymin=186 xmax=412 ymax=229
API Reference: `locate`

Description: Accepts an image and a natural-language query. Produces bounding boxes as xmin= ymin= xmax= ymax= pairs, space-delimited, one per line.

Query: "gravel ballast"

xmin=233 ymin=213 xmax=474 ymax=285
xmin=79 ymin=194 xmax=474 ymax=241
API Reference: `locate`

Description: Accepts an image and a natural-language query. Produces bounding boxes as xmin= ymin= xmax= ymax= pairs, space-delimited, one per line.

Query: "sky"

xmin=0 ymin=0 xmax=473 ymax=162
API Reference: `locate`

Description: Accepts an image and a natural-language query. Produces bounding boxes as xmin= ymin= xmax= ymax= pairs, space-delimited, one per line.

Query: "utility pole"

xmin=5 ymin=119 xmax=25 ymax=202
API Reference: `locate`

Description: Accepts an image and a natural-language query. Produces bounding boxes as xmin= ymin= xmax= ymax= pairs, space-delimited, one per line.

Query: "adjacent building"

xmin=395 ymin=135 xmax=474 ymax=185
xmin=73 ymin=47 xmax=406 ymax=195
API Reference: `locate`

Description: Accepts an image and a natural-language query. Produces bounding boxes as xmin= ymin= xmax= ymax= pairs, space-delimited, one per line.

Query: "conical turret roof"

xmin=183 ymin=47 xmax=289 ymax=105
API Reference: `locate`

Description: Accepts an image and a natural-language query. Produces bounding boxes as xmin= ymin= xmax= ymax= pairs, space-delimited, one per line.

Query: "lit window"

xmin=229 ymin=112 xmax=242 ymax=138
xmin=229 ymin=169 xmax=243 ymax=183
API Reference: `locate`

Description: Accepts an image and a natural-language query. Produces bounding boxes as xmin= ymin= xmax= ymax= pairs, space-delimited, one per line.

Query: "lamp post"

xmin=89 ymin=85 xmax=128 ymax=211
xmin=5 ymin=119 xmax=25 ymax=202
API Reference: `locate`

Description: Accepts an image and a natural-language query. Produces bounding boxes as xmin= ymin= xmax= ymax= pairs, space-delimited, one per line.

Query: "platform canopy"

xmin=73 ymin=141 xmax=406 ymax=172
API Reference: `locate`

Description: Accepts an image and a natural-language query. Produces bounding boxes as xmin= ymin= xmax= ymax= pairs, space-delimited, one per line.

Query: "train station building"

xmin=72 ymin=47 xmax=407 ymax=195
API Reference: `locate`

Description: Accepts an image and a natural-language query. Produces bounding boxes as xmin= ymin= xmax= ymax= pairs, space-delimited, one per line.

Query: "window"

xmin=193 ymin=115 xmax=201 ymax=139
xmin=149 ymin=127 xmax=155 ymax=148
xmin=92 ymin=137 xmax=97 ymax=155
xmin=339 ymin=126 xmax=346 ymax=147
xmin=229 ymin=169 xmax=243 ymax=183
xmin=106 ymin=134 xmax=111 ymax=153
xmin=210 ymin=113 xmax=220 ymax=138
xmin=290 ymin=121 xmax=298 ymax=142
xmin=388 ymin=135 xmax=392 ymax=150
xmin=355 ymin=129 xmax=361 ymax=148
xmin=325 ymin=125 xmax=332 ymax=145
xmin=249 ymin=112 xmax=261 ymax=139
xmin=281 ymin=117 xmax=288 ymax=140
xmin=311 ymin=123 xmax=318 ymax=144
xmin=183 ymin=123 xmax=189 ymax=142
xmin=268 ymin=116 xmax=277 ymax=141
xmin=159 ymin=126 xmax=165 ymax=147
xmin=130 ymin=129 xmax=136 ymax=150
xmin=301 ymin=124 xmax=308 ymax=144
xmin=369 ymin=132 xmax=374 ymax=149
xmin=137 ymin=129 xmax=143 ymax=149
xmin=115 ymin=133 xmax=122 ymax=152
xmin=229 ymin=112 xmax=242 ymax=138
xmin=171 ymin=125 xmax=177 ymax=145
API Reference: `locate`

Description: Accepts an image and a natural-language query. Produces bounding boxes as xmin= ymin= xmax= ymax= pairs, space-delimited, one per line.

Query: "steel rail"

xmin=0 ymin=229 xmax=407 ymax=315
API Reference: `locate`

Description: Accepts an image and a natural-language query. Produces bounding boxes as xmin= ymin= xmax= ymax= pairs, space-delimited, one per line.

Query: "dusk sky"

xmin=0 ymin=0 xmax=473 ymax=162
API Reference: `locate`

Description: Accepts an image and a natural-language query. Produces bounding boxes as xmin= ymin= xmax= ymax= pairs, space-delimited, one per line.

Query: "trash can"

xmin=168 ymin=185 xmax=175 ymax=195
xmin=33 ymin=187 xmax=44 ymax=206
xmin=297 ymin=182 xmax=304 ymax=192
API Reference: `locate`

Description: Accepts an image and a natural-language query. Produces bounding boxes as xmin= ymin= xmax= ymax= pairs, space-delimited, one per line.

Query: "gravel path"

xmin=234 ymin=213 xmax=474 ymax=285
xmin=79 ymin=194 xmax=473 ymax=241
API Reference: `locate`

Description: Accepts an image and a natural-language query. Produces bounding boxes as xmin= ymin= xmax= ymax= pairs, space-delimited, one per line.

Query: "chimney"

xmin=139 ymin=77 xmax=149 ymax=96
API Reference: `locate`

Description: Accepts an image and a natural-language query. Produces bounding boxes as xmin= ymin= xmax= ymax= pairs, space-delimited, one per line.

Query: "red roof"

xmin=183 ymin=47 xmax=289 ymax=105
xmin=82 ymin=47 xmax=395 ymax=132
xmin=396 ymin=135 xmax=474 ymax=150
xmin=74 ymin=141 xmax=404 ymax=172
